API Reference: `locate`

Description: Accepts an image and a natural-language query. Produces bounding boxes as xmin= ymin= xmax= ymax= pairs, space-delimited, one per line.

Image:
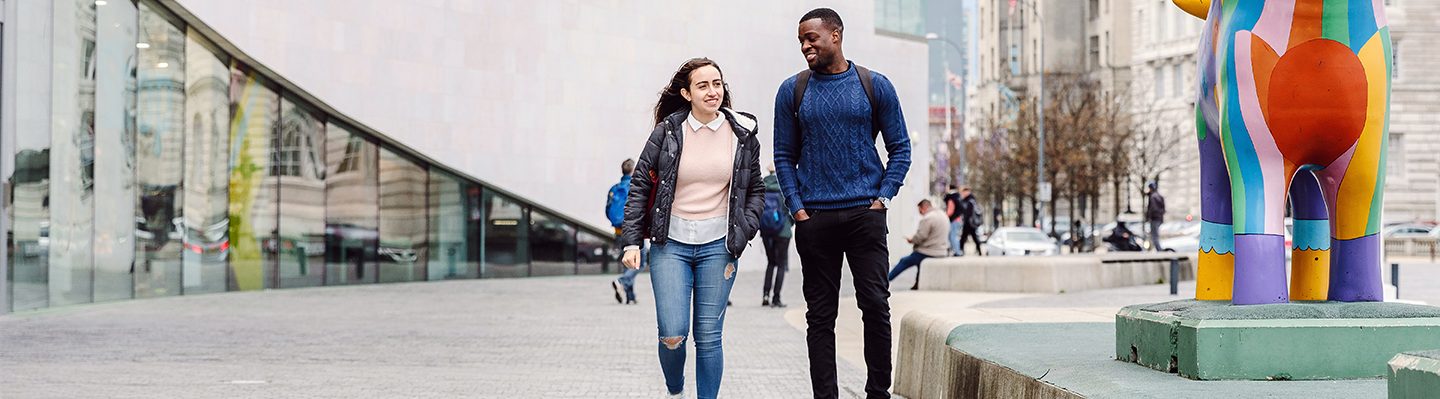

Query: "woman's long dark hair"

xmin=653 ymin=58 xmax=732 ymax=125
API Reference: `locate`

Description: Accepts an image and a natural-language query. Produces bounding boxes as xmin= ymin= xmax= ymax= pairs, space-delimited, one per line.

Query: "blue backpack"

xmin=760 ymin=191 xmax=785 ymax=236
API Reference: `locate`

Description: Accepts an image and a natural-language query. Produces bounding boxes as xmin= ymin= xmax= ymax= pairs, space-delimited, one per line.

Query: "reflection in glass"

xmin=378 ymin=149 xmax=427 ymax=283
xmin=529 ymin=210 xmax=575 ymax=277
xmin=324 ymin=124 xmax=377 ymax=285
xmin=227 ymin=65 xmax=279 ymax=291
xmin=576 ymin=231 xmax=611 ymax=275
xmin=91 ymin=0 xmax=138 ymax=302
xmin=48 ymin=0 xmax=98 ymax=306
xmin=276 ymin=99 xmax=325 ymax=288
xmin=483 ymin=189 xmax=528 ymax=278
xmin=8 ymin=0 xmax=54 ymax=311
xmin=181 ymin=31 xmax=230 ymax=294
xmin=133 ymin=2 xmax=186 ymax=298
xmin=427 ymin=171 xmax=479 ymax=280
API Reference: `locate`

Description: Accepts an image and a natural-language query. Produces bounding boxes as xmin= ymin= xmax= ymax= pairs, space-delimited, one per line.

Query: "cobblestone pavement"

xmin=0 ymin=265 xmax=875 ymax=398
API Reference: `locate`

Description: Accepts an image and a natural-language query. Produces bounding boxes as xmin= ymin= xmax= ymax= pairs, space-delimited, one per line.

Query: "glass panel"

xmin=427 ymin=170 xmax=479 ymax=280
xmin=180 ymin=30 xmax=229 ymax=295
xmin=528 ymin=210 xmax=575 ymax=277
xmin=227 ymin=65 xmax=279 ymax=291
xmin=576 ymin=230 xmax=611 ymax=275
xmin=324 ymin=124 xmax=377 ymax=285
xmin=9 ymin=0 xmax=53 ymax=311
xmin=134 ymin=2 xmax=186 ymax=299
xmin=48 ymin=0 xmax=97 ymax=306
xmin=483 ymin=189 xmax=527 ymax=278
xmin=91 ymin=0 xmax=138 ymax=302
xmin=275 ymin=98 xmax=325 ymax=288
xmin=378 ymin=148 xmax=427 ymax=283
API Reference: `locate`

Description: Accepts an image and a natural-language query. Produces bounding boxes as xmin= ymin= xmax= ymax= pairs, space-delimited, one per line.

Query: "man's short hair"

xmin=917 ymin=199 xmax=932 ymax=208
xmin=800 ymin=8 xmax=844 ymax=33
xmin=960 ymin=186 xmax=972 ymax=191
xmin=621 ymin=159 xmax=635 ymax=175
xmin=948 ymin=184 xmax=958 ymax=190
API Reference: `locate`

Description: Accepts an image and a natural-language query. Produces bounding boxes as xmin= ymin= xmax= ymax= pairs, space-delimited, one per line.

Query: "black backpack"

xmin=792 ymin=65 xmax=881 ymax=139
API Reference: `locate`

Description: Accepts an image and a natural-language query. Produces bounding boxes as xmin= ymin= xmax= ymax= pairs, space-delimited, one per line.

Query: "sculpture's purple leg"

xmin=1232 ymin=234 xmax=1289 ymax=305
xmin=1329 ymin=234 xmax=1384 ymax=302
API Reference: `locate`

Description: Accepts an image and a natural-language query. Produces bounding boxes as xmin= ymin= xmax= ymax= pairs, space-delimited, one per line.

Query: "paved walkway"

xmin=4 ymin=254 xmax=1436 ymax=398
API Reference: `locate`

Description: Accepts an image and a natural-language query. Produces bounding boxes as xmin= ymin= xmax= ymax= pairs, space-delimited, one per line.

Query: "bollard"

xmin=1392 ymin=263 xmax=1400 ymax=299
xmin=1169 ymin=258 xmax=1179 ymax=296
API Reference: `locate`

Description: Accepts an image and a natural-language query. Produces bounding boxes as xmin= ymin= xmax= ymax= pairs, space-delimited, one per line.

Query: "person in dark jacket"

xmin=956 ymin=186 xmax=983 ymax=256
xmin=1145 ymin=181 xmax=1166 ymax=251
xmin=619 ymin=57 xmax=764 ymax=399
xmin=774 ymin=9 xmax=912 ymax=399
xmin=607 ymin=159 xmax=645 ymax=305
xmin=760 ymin=165 xmax=793 ymax=308
xmin=943 ymin=185 xmax=963 ymax=256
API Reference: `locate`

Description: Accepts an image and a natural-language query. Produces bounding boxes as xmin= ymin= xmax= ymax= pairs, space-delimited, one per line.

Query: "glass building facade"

xmin=0 ymin=0 xmax=616 ymax=314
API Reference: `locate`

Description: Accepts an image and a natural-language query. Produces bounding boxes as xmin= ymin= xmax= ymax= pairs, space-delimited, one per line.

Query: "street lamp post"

xmin=1015 ymin=0 xmax=1049 ymax=234
xmin=926 ymin=33 xmax=966 ymax=187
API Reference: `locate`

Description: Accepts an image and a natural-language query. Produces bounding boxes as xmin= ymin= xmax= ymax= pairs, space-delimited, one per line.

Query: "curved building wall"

xmin=170 ymin=0 xmax=934 ymax=255
xmin=0 ymin=0 xmax=665 ymax=314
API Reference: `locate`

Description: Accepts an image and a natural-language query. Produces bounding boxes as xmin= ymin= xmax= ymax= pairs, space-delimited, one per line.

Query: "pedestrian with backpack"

xmin=956 ymin=186 xmax=984 ymax=256
xmin=775 ymin=8 xmax=912 ymax=398
xmin=759 ymin=164 xmax=792 ymax=308
xmin=607 ymin=159 xmax=645 ymax=305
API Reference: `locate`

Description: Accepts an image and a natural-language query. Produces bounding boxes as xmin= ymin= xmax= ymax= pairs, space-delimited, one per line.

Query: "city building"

xmin=0 ymin=0 xmax=932 ymax=314
xmin=967 ymin=0 xmax=1133 ymax=226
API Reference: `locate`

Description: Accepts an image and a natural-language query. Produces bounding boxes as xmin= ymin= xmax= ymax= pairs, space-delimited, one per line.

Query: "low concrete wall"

xmin=916 ymin=254 xmax=1195 ymax=294
xmin=895 ymin=311 xmax=1082 ymax=399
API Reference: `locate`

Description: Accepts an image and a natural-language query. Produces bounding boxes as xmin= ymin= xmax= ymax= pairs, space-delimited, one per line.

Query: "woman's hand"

xmin=622 ymin=249 xmax=642 ymax=270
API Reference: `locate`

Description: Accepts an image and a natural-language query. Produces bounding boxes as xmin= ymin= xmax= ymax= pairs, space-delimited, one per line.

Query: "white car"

xmin=983 ymin=227 xmax=1058 ymax=256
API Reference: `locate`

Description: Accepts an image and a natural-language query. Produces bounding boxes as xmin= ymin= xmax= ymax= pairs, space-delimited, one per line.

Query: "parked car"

xmin=983 ymin=227 xmax=1058 ymax=256
xmin=1385 ymin=223 xmax=1436 ymax=239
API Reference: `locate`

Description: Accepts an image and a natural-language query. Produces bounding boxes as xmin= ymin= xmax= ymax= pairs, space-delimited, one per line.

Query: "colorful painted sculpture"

xmin=1176 ymin=0 xmax=1392 ymax=305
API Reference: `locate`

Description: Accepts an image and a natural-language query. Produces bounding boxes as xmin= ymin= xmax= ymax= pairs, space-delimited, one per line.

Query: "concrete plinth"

xmin=918 ymin=254 xmax=1194 ymax=294
xmin=1389 ymin=350 xmax=1440 ymax=398
xmin=1116 ymin=300 xmax=1440 ymax=380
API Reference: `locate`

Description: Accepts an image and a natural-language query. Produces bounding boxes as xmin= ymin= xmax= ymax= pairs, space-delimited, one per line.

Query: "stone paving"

xmin=0 ymin=266 xmax=870 ymax=398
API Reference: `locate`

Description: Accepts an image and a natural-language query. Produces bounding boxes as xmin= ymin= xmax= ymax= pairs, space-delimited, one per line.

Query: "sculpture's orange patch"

xmin=1266 ymin=39 xmax=1368 ymax=166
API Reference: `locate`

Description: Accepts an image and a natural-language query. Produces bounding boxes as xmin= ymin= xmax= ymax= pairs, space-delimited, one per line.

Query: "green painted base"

xmin=1390 ymin=351 xmax=1440 ymax=398
xmin=1116 ymin=300 xmax=1440 ymax=380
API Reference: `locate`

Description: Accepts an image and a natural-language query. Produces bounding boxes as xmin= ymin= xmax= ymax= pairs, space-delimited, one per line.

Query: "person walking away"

xmin=1145 ymin=181 xmax=1166 ymax=251
xmin=942 ymin=185 xmax=964 ymax=256
xmin=620 ymin=58 xmax=765 ymax=399
xmin=608 ymin=159 xmax=645 ymax=304
xmin=887 ymin=199 xmax=950 ymax=290
xmin=759 ymin=165 xmax=793 ymax=308
xmin=957 ymin=186 xmax=983 ymax=256
xmin=774 ymin=8 xmax=913 ymax=399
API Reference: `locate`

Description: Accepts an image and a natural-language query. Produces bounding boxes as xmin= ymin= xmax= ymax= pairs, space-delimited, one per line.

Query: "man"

xmin=606 ymin=159 xmax=643 ymax=304
xmin=1145 ymin=181 xmax=1166 ymax=251
xmin=942 ymin=185 xmax=963 ymax=256
xmin=774 ymin=8 xmax=912 ymax=399
xmin=886 ymin=200 xmax=949 ymax=290
xmin=760 ymin=165 xmax=793 ymax=308
xmin=956 ymin=186 xmax=983 ymax=256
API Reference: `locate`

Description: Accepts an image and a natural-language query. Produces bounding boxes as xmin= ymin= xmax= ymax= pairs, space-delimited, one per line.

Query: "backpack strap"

xmin=792 ymin=70 xmax=812 ymax=119
xmin=854 ymin=65 xmax=881 ymax=140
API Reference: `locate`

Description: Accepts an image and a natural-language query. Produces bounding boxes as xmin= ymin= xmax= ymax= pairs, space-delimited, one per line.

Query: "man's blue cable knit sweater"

xmin=773 ymin=61 xmax=912 ymax=212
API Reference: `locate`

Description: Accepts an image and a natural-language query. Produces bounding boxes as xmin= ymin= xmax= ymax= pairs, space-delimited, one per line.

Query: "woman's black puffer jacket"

xmin=620 ymin=108 xmax=764 ymax=257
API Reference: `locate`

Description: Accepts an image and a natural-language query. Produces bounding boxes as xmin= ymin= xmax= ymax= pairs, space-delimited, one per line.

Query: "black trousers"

xmin=959 ymin=226 xmax=983 ymax=256
xmin=795 ymin=206 xmax=891 ymax=399
xmin=762 ymin=235 xmax=789 ymax=301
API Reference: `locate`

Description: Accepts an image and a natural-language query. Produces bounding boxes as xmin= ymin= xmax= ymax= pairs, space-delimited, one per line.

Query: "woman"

xmin=619 ymin=58 xmax=764 ymax=398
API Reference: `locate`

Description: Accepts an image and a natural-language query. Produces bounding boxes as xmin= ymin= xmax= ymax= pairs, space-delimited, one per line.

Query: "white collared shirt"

xmin=687 ymin=111 xmax=726 ymax=132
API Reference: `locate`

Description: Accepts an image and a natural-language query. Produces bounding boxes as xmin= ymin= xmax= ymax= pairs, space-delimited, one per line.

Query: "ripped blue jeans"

xmin=650 ymin=238 xmax=737 ymax=398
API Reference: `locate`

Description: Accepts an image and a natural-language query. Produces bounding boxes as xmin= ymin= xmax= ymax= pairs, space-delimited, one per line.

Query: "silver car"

xmin=983 ymin=227 xmax=1058 ymax=256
